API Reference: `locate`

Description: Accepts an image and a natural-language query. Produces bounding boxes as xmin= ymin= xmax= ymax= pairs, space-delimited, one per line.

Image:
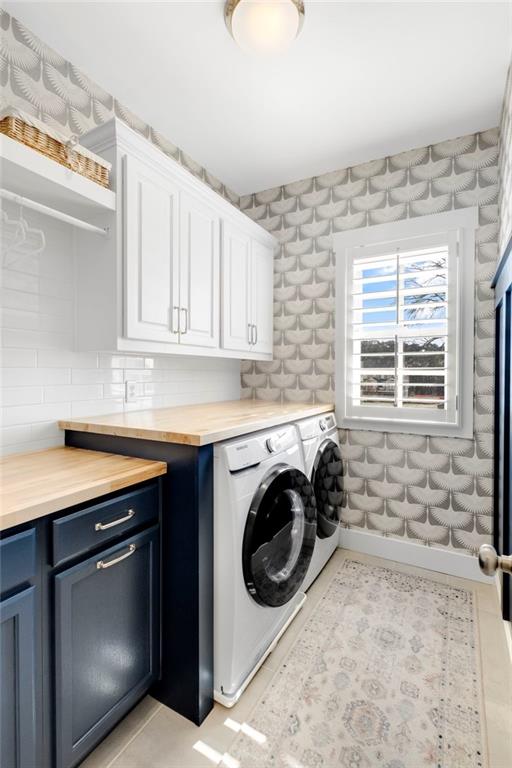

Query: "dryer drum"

xmin=243 ymin=464 xmax=317 ymax=607
xmin=313 ymin=440 xmax=344 ymax=539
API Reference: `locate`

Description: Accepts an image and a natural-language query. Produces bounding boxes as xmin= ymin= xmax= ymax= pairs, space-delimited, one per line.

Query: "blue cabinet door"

xmin=54 ymin=525 xmax=160 ymax=768
xmin=0 ymin=586 xmax=37 ymax=768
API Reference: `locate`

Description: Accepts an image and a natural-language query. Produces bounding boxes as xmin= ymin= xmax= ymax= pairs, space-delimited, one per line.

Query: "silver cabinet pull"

xmin=478 ymin=544 xmax=512 ymax=576
xmin=254 ymin=324 xmax=258 ymax=345
xmin=248 ymin=323 xmax=252 ymax=345
xmin=172 ymin=305 xmax=180 ymax=335
xmin=97 ymin=543 xmax=136 ymax=570
xmin=181 ymin=307 xmax=188 ymax=335
xmin=95 ymin=509 xmax=135 ymax=532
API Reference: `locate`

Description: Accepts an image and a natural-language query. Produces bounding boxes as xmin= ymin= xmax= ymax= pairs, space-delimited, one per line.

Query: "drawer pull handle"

xmin=97 ymin=544 xmax=136 ymax=570
xmin=94 ymin=509 xmax=135 ymax=531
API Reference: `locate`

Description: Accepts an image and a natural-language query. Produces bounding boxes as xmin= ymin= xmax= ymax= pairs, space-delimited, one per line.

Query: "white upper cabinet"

xmin=76 ymin=118 xmax=275 ymax=361
xmin=250 ymin=239 xmax=274 ymax=356
xmin=179 ymin=192 xmax=220 ymax=348
xmin=221 ymin=222 xmax=251 ymax=352
xmin=124 ymin=155 xmax=180 ymax=344
xmin=220 ymin=223 xmax=274 ymax=356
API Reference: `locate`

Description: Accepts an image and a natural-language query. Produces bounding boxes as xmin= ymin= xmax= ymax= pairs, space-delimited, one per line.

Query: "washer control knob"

xmin=266 ymin=436 xmax=280 ymax=453
xmin=319 ymin=419 xmax=328 ymax=432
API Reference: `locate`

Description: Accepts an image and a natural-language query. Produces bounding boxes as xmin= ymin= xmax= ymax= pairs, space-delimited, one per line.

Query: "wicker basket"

xmin=0 ymin=114 xmax=110 ymax=189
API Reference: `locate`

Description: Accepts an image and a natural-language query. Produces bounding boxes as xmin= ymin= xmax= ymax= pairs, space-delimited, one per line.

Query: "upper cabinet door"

xmin=221 ymin=222 xmax=252 ymax=353
xmin=179 ymin=191 xmax=220 ymax=349
xmin=124 ymin=155 xmax=180 ymax=344
xmin=251 ymin=239 xmax=274 ymax=356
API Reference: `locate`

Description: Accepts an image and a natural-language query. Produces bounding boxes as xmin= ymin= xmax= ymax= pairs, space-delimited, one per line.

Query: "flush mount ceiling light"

xmin=225 ymin=0 xmax=305 ymax=53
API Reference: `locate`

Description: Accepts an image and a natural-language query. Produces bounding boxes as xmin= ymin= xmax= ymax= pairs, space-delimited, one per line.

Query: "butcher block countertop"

xmin=0 ymin=447 xmax=167 ymax=531
xmin=59 ymin=400 xmax=335 ymax=446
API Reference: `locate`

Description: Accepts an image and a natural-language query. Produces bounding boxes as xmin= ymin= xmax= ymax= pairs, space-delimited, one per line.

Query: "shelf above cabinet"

xmin=0 ymin=134 xmax=116 ymax=224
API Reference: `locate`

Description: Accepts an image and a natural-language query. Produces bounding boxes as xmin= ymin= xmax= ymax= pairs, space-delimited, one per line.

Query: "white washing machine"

xmin=296 ymin=412 xmax=343 ymax=592
xmin=214 ymin=423 xmax=316 ymax=707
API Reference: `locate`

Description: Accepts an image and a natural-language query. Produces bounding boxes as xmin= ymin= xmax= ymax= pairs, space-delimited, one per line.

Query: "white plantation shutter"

xmin=336 ymin=210 xmax=477 ymax=437
xmin=346 ymin=231 xmax=459 ymax=426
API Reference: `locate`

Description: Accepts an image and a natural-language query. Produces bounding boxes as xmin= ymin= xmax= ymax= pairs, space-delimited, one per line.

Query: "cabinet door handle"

xmin=97 ymin=543 xmax=136 ymax=570
xmin=172 ymin=306 xmax=180 ymax=335
xmin=253 ymin=324 xmax=258 ymax=345
xmin=248 ymin=323 xmax=252 ymax=345
xmin=181 ymin=307 xmax=188 ymax=335
xmin=95 ymin=509 xmax=135 ymax=531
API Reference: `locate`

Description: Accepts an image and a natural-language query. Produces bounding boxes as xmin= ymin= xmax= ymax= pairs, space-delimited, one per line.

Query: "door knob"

xmin=478 ymin=544 xmax=512 ymax=576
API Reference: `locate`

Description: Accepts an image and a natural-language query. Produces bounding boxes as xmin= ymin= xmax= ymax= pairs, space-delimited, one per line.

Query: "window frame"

xmin=334 ymin=208 xmax=478 ymax=439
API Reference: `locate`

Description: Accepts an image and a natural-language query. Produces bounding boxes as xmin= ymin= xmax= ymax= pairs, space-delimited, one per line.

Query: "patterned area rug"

xmin=223 ymin=559 xmax=487 ymax=768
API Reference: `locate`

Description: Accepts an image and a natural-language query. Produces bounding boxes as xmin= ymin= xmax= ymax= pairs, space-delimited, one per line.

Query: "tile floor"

xmin=83 ymin=550 xmax=512 ymax=768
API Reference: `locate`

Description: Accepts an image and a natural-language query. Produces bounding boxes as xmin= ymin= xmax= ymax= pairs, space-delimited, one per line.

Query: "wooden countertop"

xmin=59 ymin=400 xmax=335 ymax=446
xmin=0 ymin=447 xmax=167 ymax=531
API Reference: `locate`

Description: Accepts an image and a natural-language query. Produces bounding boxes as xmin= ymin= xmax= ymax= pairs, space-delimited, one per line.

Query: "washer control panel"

xmin=222 ymin=425 xmax=298 ymax=472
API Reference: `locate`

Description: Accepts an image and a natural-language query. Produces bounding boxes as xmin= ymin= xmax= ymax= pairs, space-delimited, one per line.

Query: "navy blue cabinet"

xmin=54 ymin=525 xmax=160 ymax=768
xmin=0 ymin=531 xmax=38 ymax=768
xmin=0 ymin=479 xmax=162 ymax=768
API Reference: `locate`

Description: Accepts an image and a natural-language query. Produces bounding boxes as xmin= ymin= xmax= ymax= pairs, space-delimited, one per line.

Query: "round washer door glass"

xmin=243 ymin=465 xmax=316 ymax=607
xmin=313 ymin=439 xmax=344 ymax=539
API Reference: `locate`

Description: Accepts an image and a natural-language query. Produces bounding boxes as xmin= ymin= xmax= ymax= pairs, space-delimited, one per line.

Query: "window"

xmin=334 ymin=209 xmax=478 ymax=438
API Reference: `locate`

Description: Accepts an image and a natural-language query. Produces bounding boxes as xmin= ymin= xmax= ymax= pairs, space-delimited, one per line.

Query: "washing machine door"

xmin=243 ymin=465 xmax=316 ymax=607
xmin=312 ymin=439 xmax=344 ymax=539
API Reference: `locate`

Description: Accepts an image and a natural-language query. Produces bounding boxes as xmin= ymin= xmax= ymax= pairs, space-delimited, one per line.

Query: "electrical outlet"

xmin=125 ymin=380 xmax=138 ymax=403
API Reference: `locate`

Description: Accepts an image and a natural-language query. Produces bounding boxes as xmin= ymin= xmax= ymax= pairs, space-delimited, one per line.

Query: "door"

xmin=251 ymin=238 xmax=274 ymax=356
xmin=243 ymin=466 xmax=316 ymax=607
xmin=124 ymin=154 xmax=180 ymax=344
xmin=221 ymin=222 xmax=252 ymax=352
xmin=493 ymin=287 xmax=512 ymax=621
xmin=54 ymin=526 xmax=160 ymax=768
xmin=312 ymin=439 xmax=344 ymax=539
xmin=179 ymin=191 xmax=220 ymax=348
xmin=0 ymin=587 xmax=37 ymax=768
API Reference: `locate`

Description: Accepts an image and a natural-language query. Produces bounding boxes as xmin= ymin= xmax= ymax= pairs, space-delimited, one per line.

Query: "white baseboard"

xmin=338 ymin=527 xmax=491 ymax=583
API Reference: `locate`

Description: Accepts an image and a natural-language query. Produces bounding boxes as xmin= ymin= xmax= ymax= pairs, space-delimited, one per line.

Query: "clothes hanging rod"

xmin=0 ymin=188 xmax=109 ymax=236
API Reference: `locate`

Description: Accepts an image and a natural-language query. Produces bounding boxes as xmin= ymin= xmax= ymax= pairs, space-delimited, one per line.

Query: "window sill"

xmin=339 ymin=415 xmax=474 ymax=440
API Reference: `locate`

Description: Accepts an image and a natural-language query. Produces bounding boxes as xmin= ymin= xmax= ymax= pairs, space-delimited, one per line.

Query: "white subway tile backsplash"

xmin=1 ymin=403 xmax=72 ymax=428
xmin=37 ymin=350 xmax=99 ymax=369
xmin=1 ymin=387 xmax=44 ymax=406
xmin=71 ymin=368 xmax=124 ymax=385
xmin=1 ymin=207 xmax=240 ymax=455
xmin=2 ymin=327 xmax=73 ymax=350
xmin=0 ymin=348 xmax=37 ymax=367
xmin=43 ymin=385 xmax=103 ymax=403
xmin=1 ymin=368 xmax=71 ymax=386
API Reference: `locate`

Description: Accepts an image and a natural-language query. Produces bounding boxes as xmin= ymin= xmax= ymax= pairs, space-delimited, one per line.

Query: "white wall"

xmin=0 ymin=205 xmax=241 ymax=456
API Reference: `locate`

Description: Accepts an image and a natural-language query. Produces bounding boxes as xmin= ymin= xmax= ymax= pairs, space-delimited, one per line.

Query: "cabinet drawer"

xmin=0 ymin=529 xmax=36 ymax=595
xmin=52 ymin=482 xmax=159 ymax=566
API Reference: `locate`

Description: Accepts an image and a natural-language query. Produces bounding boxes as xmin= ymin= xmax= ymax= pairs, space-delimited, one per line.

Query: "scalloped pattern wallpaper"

xmin=499 ymin=60 xmax=512 ymax=256
xmin=0 ymin=10 xmax=240 ymax=206
xmin=0 ymin=10 xmax=508 ymax=556
xmin=239 ymin=130 xmax=500 ymax=555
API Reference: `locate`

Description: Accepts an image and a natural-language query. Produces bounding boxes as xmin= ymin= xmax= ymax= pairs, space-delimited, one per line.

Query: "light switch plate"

xmin=125 ymin=380 xmax=138 ymax=403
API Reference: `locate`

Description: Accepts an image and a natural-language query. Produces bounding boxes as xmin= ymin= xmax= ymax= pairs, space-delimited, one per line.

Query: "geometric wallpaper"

xmin=239 ymin=129 xmax=500 ymax=555
xmin=499 ymin=58 xmax=512 ymax=258
xmin=0 ymin=10 xmax=241 ymax=206
xmin=1 ymin=10 xmax=507 ymax=557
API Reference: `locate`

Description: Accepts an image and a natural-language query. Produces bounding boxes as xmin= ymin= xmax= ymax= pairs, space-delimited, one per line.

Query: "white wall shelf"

xmin=0 ymin=134 xmax=116 ymax=224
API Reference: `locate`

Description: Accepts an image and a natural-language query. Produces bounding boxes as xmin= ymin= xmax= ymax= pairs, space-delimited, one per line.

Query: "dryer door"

xmin=243 ymin=465 xmax=316 ymax=607
xmin=313 ymin=439 xmax=344 ymax=539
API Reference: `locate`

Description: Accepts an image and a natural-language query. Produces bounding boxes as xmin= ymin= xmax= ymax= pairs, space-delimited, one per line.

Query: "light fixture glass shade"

xmin=225 ymin=0 xmax=304 ymax=53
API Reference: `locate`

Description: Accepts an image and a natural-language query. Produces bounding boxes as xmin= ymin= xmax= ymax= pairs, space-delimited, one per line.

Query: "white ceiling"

xmin=5 ymin=1 xmax=512 ymax=195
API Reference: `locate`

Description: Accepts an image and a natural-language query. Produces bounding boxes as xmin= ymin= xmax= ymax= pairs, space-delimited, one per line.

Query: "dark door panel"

xmin=54 ymin=525 xmax=160 ymax=768
xmin=0 ymin=586 xmax=37 ymax=768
